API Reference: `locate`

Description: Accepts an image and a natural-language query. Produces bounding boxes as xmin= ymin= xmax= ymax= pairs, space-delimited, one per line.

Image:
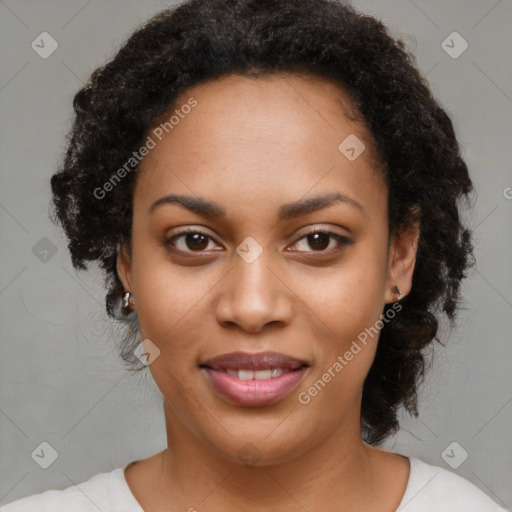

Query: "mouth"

xmin=203 ymin=367 xmax=306 ymax=380
xmin=199 ymin=351 xmax=310 ymax=406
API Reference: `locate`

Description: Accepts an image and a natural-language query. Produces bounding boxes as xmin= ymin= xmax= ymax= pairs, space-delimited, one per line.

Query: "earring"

xmin=122 ymin=291 xmax=135 ymax=308
xmin=392 ymin=285 xmax=405 ymax=301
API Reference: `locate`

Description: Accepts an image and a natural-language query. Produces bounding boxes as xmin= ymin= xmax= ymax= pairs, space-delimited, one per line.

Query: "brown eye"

xmin=306 ymin=232 xmax=330 ymax=251
xmin=290 ymin=230 xmax=351 ymax=253
xmin=183 ymin=233 xmax=209 ymax=251
xmin=165 ymin=229 xmax=219 ymax=254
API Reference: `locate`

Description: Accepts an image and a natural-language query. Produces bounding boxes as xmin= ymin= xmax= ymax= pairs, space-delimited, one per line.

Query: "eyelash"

xmin=164 ymin=227 xmax=351 ymax=256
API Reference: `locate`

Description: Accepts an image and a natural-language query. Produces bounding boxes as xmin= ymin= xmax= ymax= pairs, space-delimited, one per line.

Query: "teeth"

xmin=271 ymin=368 xmax=283 ymax=378
xmin=238 ymin=369 xmax=254 ymax=381
xmin=254 ymin=369 xmax=272 ymax=380
xmin=225 ymin=368 xmax=286 ymax=380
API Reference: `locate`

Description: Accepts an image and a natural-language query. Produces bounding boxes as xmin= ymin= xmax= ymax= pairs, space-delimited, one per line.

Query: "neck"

xmin=156 ymin=399 xmax=383 ymax=511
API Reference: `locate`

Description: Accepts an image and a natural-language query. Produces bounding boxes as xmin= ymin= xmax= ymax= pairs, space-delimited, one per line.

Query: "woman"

xmin=2 ymin=0 xmax=507 ymax=510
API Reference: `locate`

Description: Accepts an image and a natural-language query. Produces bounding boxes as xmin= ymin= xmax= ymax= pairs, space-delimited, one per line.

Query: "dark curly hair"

xmin=50 ymin=0 xmax=475 ymax=446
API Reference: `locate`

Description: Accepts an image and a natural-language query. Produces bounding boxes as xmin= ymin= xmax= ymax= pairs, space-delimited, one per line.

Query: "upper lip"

xmin=200 ymin=351 xmax=309 ymax=371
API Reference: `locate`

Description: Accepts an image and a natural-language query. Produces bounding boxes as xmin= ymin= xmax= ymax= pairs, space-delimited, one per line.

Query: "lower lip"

xmin=202 ymin=367 xmax=308 ymax=407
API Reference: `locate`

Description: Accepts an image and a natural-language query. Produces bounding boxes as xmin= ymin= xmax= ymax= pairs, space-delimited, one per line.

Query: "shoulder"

xmin=398 ymin=456 xmax=509 ymax=511
xmin=0 ymin=467 xmax=133 ymax=512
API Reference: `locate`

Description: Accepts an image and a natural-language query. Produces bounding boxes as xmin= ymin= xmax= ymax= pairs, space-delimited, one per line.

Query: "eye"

xmin=164 ymin=228 xmax=221 ymax=254
xmin=164 ymin=227 xmax=351 ymax=256
xmin=289 ymin=229 xmax=351 ymax=253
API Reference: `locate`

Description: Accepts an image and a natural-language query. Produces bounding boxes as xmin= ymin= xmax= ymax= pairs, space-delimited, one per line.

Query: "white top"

xmin=1 ymin=456 xmax=508 ymax=511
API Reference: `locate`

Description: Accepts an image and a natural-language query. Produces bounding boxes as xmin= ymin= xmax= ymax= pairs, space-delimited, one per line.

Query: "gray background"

xmin=0 ymin=0 xmax=511 ymax=508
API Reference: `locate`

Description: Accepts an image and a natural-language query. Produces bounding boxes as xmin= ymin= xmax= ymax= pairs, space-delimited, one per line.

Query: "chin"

xmin=206 ymin=424 xmax=315 ymax=467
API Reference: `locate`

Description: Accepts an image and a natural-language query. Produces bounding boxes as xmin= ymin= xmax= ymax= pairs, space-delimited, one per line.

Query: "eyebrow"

xmin=148 ymin=192 xmax=364 ymax=220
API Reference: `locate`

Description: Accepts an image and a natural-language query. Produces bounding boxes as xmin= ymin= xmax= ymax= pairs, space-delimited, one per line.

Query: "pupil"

xmin=309 ymin=233 xmax=329 ymax=250
xmin=186 ymin=233 xmax=208 ymax=250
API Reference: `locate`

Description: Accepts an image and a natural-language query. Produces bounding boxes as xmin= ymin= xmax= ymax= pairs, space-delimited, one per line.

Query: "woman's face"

xmin=118 ymin=73 xmax=418 ymax=465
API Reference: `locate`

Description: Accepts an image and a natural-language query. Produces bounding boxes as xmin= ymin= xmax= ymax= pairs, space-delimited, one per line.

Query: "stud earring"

xmin=122 ymin=291 xmax=135 ymax=308
xmin=392 ymin=285 xmax=405 ymax=301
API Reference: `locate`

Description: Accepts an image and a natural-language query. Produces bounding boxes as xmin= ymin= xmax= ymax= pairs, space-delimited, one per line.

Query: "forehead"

xmin=134 ymin=73 xmax=386 ymax=215
xmin=156 ymin=72 xmax=367 ymax=145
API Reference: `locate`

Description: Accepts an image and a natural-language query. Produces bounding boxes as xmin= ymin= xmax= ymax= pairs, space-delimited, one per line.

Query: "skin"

xmin=117 ymin=73 xmax=419 ymax=511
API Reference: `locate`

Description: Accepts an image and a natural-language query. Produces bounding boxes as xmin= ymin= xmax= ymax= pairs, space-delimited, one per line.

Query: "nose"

xmin=215 ymin=251 xmax=294 ymax=333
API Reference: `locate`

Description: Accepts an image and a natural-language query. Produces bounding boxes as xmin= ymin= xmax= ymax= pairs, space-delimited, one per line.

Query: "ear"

xmin=384 ymin=221 xmax=420 ymax=304
xmin=116 ymin=240 xmax=133 ymax=292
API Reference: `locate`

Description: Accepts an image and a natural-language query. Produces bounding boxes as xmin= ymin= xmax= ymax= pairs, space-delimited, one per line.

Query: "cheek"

xmin=294 ymin=254 xmax=387 ymax=343
xmin=290 ymin=250 xmax=387 ymax=402
xmin=294 ymin=272 xmax=383 ymax=420
xmin=127 ymin=256 xmax=217 ymax=407
xmin=129 ymin=233 xmax=212 ymax=337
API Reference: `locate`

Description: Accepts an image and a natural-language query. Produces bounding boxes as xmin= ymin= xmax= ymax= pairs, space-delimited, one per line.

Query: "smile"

xmin=201 ymin=366 xmax=308 ymax=407
xmin=224 ymin=368 xmax=287 ymax=379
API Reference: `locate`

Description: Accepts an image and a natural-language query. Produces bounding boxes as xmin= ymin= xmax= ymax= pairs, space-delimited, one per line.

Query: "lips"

xmin=200 ymin=351 xmax=309 ymax=372
xmin=199 ymin=351 xmax=310 ymax=407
